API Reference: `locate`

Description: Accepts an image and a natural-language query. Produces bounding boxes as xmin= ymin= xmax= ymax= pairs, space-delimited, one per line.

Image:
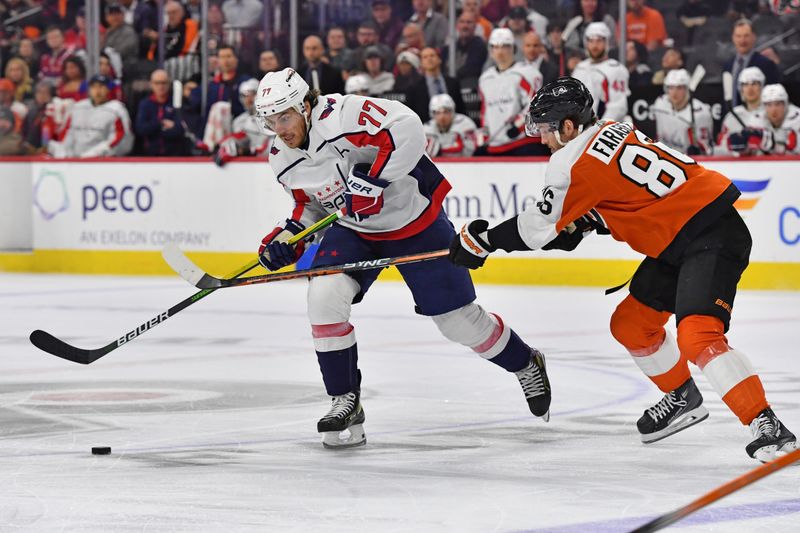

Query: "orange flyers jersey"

xmin=517 ymin=121 xmax=736 ymax=258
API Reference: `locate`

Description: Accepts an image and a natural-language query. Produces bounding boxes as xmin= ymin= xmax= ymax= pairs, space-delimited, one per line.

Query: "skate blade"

xmin=321 ymin=424 xmax=366 ymax=449
xmin=641 ymin=405 xmax=709 ymax=444
xmin=752 ymin=439 xmax=798 ymax=464
xmin=538 ymin=410 xmax=550 ymax=423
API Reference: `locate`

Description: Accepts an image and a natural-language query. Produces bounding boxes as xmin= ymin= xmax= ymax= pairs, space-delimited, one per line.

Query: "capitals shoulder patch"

xmin=319 ymin=97 xmax=337 ymax=120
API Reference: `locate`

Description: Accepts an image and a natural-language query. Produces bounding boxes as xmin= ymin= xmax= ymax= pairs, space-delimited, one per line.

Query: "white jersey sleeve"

xmin=423 ymin=114 xmax=478 ymax=157
xmin=761 ymin=104 xmax=800 ymax=155
xmin=573 ymin=59 xmax=629 ymax=121
xmin=653 ymin=96 xmax=714 ymax=154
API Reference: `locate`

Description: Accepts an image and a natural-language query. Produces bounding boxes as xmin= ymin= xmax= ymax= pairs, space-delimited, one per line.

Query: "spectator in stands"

xmin=398 ymin=22 xmax=426 ymax=55
xmin=353 ymin=21 xmax=395 ymax=72
xmin=65 ymin=8 xmax=105 ymax=50
xmin=0 ymin=78 xmax=26 ymax=132
xmin=300 ymin=35 xmax=345 ymax=94
xmin=198 ymin=45 xmax=250 ymax=119
xmin=15 ymin=38 xmax=40 ymax=80
xmin=408 ymin=0 xmax=448 ymax=49
xmin=716 ymin=66 xmax=766 ymax=155
xmin=56 ymin=56 xmax=86 ymax=101
xmin=221 ymin=0 xmax=263 ymax=29
xmin=4 ymin=57 xmax=34 ymax=103
xmin=325 ymin=27 xmax=355 ymax=75
xmin=677 ymin=0 xmax=711 ymax=46
xmin=545 ymin=22 xmax=571 ymax=78
xmin=758 ymin=84 xmax=800 ymax=155
xmin=361 ymin=46 xmax=395 ymax=95
xmin=652 ymin=68 xmax=714 ymax=155
xmin=503 ymin=7 xmax=532 ymax=61
xmin=0 ymin=105 xmax=28 ymax=156
xmin=22 ymin=80 xmax=55 ymax=150
xmin=500 ymin=0 xmax=548 ymax=38
xmin=135 ymin=69 xmax=188 ymax=156
xmin=150 ymin=1 xmax=199 ymax=60
xmin=724 ymin=19 xmax=781 ymax=106
xmin=104 ymin=2 xmax=139 ymax=70
xmin=728 ymin=0 xmax=761 ymax=20
xmin=48 ymin=74 xmax=134 ymax=158
xmin=345 ymin=74 xmax=371 ymax=95
xmin=394 ymin=50 xmax=422 ymax=93
xmin=407 ymin=46 xmax=465 ymax=123
xmin=460 ymin=0 xmax=493 ymax=41
xmin=132 ymin=0 xmax=158 ymax=58
xmin=442 ymin=10 xmax=488 ymax=82
xmin=95 ymin=49 xmax=124 ymax=101
xmin=371 ymin=0 xmax=404 ymax=50
xmin=39 ymin=26 xmax=76 ymax=84
xmin=563 ymin=0 xmax=617 ymax=50
xmin=522 ymin=32 xmax=558 ymax=85
xmin=424 ymin=94 xmax=479 ymax=158
xmin=256 ymin=50 xmax=283 ymax=79
xmin=626 ymin=40 xmax=652 ymax=88
xmin=651 ymin=47 xmax=684 ymax=85
xmin=626 ymin=0 xmax=668 ymax=51
xmin=482 ymin=0 xmax=509 ymax=23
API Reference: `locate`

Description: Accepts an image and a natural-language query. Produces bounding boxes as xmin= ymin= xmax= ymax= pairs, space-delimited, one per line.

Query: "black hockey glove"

xmin=686 ymin=144 xmax=703 ymax=156
xmin=542 ymin=209 xmax=609 ymax=252
xmin=449 ymin=219 xmax=496 ymax=269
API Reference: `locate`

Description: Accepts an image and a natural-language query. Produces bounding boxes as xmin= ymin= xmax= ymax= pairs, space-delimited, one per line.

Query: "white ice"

xmin=1 ymin=273 xmax=799 ymax=532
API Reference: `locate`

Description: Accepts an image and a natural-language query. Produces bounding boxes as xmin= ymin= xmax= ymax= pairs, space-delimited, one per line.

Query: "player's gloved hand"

xmin=574 ymin=208 xmax=611 ymax=235
xmin=686 ymin=144 xmax=703 ymax=156
xmin=344 ymin=164 xmax=390 ymax=222
xmin=258 ymin=218 xmax=306 ymax=271
xmin=214 ymin=138 xmax=238 ymax=167
xmin=425 ymin=135 xmax=441 ymax=157
xmin=449 ymin=219 xmax=496 ymax=269
xmin=542 ymin=209 xmax=609 ymax=251
xmin=505 ymin=115 xmax=525 ymax=139
xmin=759 ymin=130 xmax=775 ymax=153
xmin=728 ymin=131 xmax=748 ymax=152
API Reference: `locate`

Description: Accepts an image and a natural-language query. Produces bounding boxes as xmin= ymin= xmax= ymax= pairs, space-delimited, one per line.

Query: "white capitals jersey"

xmin=423 ymin=113 xmax=478 ymax=157
xmin=48 ymin=99 xmax=133 ymax=157
xmin=269 ymin=94 xmax=450 ymax=240
xmin=715 ymin=104 xmax=764 ymax=155
xmin=478 ymin=62 xmax=542 ymax=153
xmin=571 ymin=58 xmax=629 ymax=121
xmin=759 ymin=103 xmax=800 ymax=155
xmin=232 ymin=111 xmax=275 ymax=156
xmin=652 ymin=95 xmax=714 ymax=154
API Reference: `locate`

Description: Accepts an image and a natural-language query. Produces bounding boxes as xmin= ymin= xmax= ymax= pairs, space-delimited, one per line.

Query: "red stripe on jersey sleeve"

xmin=110 ymin=117 xmax=125 ymax=148
xmin=519 ymin=76 xmax=533 ymax=97
xmin=345 ymin=130 xmax=395 ymax=177
xmin=291 ymin=188 xmax=311 ymax=221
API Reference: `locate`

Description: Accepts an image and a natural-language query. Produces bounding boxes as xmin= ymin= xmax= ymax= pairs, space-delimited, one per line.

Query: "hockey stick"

xmin=29 ymin=209 xmax=344 ymax=365
xmin=722 ymin=71 xmax=748 ymax=129
xmin=687 ymin=64 xmax=706 ymax=150
xmin=630 ymin=447 xmax=800 ymax=532
xmin=163 ymin=248 xmax=449 ymax=290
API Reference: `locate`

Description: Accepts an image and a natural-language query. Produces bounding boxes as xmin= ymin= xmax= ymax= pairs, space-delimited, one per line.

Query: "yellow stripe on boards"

xmin=0 ymin=251 xmax=798 ymax=291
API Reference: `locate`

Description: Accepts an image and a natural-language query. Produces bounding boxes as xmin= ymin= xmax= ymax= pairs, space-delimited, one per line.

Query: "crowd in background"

xmin=0 ymin=0 xmax=798 ymax=160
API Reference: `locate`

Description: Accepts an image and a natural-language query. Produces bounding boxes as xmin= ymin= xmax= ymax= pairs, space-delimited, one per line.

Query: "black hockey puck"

xmin=91 ymin=446 xmax=111 ymax=455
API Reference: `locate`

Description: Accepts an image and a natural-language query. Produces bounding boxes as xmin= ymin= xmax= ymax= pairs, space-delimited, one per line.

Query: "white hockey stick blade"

xmin=689 ymin=64 xmax=706 ymax=93
xmin=722 ymin=71 xmax=734 ymax=103
xmin=161 ymin=243 xmax=207 ymax=287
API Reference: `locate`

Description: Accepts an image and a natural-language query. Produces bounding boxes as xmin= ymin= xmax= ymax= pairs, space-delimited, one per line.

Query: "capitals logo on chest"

xmin=315 ymin=178 xmax=347 ymax=210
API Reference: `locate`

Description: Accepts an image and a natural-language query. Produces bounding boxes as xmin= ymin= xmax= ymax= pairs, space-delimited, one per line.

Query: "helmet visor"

xmin=525 ymin=114 xmax=559 ymax=136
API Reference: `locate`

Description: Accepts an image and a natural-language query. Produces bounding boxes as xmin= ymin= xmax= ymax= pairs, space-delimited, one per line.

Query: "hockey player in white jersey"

xmin=716 ymin=66 xmax=766 ymax=155
xmin=570 ymin=22 xmax=629 ymax=122
xmin=255 ymin=68 xmax=551 ymax=449
xmin=423 ymin=94 xmax=478 ymax=157
xmin=214 ymin=78 xmax=275 ymax=166
xmin=47 ymin=74 xmax=133 ymax=158
xmin=757 ymin=84 xmax=800 ymax=155
xmin=478 ymin=28 xmax=545 ymax=155
xmin=651 ymin=69 xmax=713 ymax=155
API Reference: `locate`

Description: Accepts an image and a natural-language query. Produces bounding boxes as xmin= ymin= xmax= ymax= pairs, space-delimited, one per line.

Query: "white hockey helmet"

xmin=255 ymin=68 xmax=310 ymax=119
xmin=584 ymin=22 xmax=611 ymax=43
xmin=345 ymin=74 xmax=370 ymax=94
xmin=238 ymin=78 xmax=259 ymax=107
xmin=761 ymin=83 xmax=788 ymax=104
xmin=488 ymin=28 xmax=514 ymax=47
xmin=664 ymin=68 xmax=691 ymax=88
xmin=429 ymin=93 xmax=456 ymax=115
xmin=738 ymin=66 xmax=765 ymax=87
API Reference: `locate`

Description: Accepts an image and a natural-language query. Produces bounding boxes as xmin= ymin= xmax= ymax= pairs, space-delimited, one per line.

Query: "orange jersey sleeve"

xmin=517 ymin=121 xmax=737 ymax=258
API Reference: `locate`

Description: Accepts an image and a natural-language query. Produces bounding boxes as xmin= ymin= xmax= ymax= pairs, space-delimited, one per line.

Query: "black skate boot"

xmin=317 ymin=390 xmax=366 ymax=449
xmin=515 ymin=349 xmax=551 ymax=421
xmin=746 ymin=407 xmax=797 ymax=463
xmin=638 ymin=378 xmax=709 ymax=443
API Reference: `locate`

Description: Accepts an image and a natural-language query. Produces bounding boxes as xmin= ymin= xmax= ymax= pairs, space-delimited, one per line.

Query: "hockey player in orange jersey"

xmin=449 ymin=77 xmax=797 ymax=462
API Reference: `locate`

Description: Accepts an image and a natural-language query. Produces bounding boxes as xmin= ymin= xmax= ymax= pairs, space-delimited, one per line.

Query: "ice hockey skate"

xmin=317 ymin=391 xmax=366 ymax=449
xmin=746 ymin=407 xmax=797 ymax=463
xmin=515 ymin=349 xmax=551 ymax=421
xmin=638 ymin=378 xmax=709 ymax=443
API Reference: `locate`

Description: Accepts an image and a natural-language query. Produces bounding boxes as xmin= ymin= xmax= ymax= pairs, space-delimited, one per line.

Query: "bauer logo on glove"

xmin=344 ymin=163 xmax=390 ymax=222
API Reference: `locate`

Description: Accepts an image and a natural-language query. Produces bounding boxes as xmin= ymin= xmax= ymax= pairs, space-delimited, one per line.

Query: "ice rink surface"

xmin=1 ymin=272 xmax=798 ymax=532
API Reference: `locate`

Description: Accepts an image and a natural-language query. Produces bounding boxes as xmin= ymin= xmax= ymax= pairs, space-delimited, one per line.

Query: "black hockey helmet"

xmin=525 ymin=77 xmax=594 ymax=136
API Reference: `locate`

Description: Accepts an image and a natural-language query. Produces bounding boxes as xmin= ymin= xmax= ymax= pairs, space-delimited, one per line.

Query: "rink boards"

xmin=0 ymin=156 xmax=798 ymax=289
